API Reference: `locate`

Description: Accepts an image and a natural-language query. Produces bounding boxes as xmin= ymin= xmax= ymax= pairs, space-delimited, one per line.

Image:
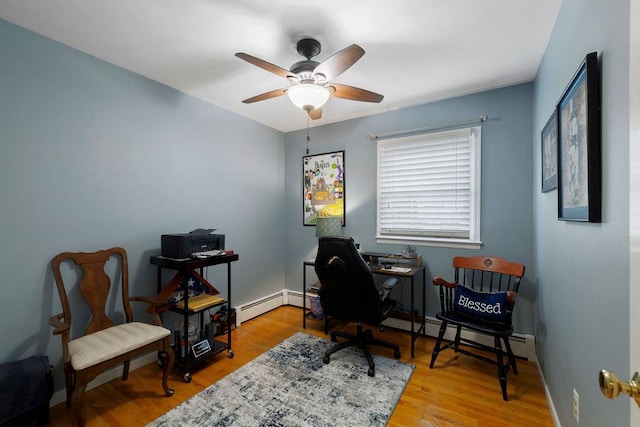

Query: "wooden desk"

xmin=303 ymin=259 xmax=426 ymax=358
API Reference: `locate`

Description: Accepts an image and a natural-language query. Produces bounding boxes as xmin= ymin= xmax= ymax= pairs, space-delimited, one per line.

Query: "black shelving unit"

xmin=150 ymin=253 xmax=239 ymax=382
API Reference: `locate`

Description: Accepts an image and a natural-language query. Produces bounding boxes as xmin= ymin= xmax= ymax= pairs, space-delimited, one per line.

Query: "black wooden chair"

xmin=315 ymin=236 xmax=400 ymax=377
xmin=430 ymin=255 xmax=525 ymax=400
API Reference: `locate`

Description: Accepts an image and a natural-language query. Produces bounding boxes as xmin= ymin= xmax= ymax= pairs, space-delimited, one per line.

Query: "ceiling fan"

xmin=235 ymin=38 xmax=384 ymax=120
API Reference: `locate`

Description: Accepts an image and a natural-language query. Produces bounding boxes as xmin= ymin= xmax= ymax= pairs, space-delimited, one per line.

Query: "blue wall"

xmin=0 ymin=18 xmax=286 ymax=389
xmin=283 ymin=83 xmax=536 ymax=334
xmin=1 ymin=2 xmax=634 ymax=424
xmin=533 ymin=0 xmax=630 ymax=426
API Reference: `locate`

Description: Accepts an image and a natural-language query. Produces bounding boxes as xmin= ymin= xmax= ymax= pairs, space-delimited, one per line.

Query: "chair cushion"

xmin=453 ymin=285 xmax=511 ymax=324
xmin=69 ymin=322 xmax=170 ymax=370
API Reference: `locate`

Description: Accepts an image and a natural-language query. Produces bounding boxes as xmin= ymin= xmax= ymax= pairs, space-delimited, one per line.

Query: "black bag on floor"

xmin=0 ymin=355 xmax=53 ymax=427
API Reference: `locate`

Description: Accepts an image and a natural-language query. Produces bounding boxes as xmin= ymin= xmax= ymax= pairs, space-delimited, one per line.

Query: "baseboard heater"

xmin=234 ymin=291 xmax=284 ymax=325
xmin=51 ymin=288 xmax=534 ymax=408
xmin=285 ymin=289 xmax=535 ymax=361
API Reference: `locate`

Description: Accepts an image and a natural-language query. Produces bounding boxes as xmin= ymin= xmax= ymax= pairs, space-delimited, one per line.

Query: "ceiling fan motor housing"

xmin=291 ymin=39 xmax=323 ymax=82
xmin=296 ymin=38 xmax=321 ymax=59
xmin=289 ymin=60 xmax=320 ymax=77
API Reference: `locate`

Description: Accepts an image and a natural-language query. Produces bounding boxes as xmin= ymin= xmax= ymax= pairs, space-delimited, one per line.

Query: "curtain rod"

xmin=367 ymin=115 xmax=488 ymax=141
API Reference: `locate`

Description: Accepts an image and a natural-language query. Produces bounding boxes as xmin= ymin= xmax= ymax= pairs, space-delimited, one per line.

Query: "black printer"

xmin=161 ymin=229 xmax=225 ymax=259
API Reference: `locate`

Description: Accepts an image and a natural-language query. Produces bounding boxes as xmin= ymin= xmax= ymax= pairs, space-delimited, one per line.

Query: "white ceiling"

xmin=0 ymin=0 xmax=562 ymax=133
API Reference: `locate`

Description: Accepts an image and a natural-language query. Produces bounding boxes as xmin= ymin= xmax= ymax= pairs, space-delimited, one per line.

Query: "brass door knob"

xmin=599 ymin=369 xmax=640 ymax=407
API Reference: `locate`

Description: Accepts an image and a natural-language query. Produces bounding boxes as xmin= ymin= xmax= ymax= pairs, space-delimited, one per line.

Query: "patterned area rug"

xmin=148 ymin=332 xmax=415 ymax=427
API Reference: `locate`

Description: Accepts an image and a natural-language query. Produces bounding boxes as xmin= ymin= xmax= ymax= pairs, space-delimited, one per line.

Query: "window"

xmin=376 ymin=126 xmax=482 ymax=249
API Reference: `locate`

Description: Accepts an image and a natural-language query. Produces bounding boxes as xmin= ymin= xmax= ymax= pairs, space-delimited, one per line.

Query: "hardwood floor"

xmin=47 ymin=306 xmax=554 ymax=426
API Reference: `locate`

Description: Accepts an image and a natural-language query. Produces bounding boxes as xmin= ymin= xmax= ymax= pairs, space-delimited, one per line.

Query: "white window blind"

xmin=376 ymin=126 xmax=481 ymax=245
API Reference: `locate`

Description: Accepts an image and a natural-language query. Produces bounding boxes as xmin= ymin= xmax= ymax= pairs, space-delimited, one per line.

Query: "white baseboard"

xmin=234 ymin=291 xmax=285 ymax=325
xmin=50 ymin=288 xmax=537 ymax=408
xmin=285 ymin=289 xmax=307 ymax=309
xmin=380 ymin=316 xmax=535 ymax=361
xmin=535 ymin=355 xmax=562 ymax=427
xmin=285 ymin=289 xmax=536 ymax=361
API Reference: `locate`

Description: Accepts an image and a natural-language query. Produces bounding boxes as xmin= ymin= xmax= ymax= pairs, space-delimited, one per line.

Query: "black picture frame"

xmin=303 ymin=150 xmax=345 ymax=226
xmin=541 ymin=110 xmax=558 ymax=192
xmin=557 ymin=52 xmax=601 ymax=222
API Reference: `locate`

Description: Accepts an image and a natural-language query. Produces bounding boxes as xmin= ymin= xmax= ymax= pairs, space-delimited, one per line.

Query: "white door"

xmin=628 ymin=2 xmax=639 ymax=423
xmin=600 ymin=4 xmax=640 ymax=424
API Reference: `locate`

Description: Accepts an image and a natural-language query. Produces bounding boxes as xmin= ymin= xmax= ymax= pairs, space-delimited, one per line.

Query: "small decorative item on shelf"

xmin=402 ymin=245 xmax=418 ymax=259
xmin=177 ymin=321 xmax=198 ymax=344
xmin=210 ymin=306 xmax=236 ymax=336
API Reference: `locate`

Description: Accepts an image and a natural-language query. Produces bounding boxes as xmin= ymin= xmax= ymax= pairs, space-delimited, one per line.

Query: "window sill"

xmin=375 ymin=235 xmax=482 ymax=250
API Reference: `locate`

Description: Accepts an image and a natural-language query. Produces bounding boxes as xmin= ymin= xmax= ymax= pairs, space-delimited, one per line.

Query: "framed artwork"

xmin=541 ymin=110 xmax=558 ymax=192
xmin=557 ymin=52 xmax=601 ymax=222
xmin=303 ymin=150 xmax=345 ymax=226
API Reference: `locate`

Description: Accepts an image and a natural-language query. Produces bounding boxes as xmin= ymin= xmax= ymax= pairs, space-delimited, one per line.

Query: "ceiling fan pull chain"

xmin=306 ymin=116 xmax=310 ymax=154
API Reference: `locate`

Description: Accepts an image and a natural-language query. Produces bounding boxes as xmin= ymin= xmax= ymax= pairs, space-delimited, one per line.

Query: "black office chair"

xmin=315 ymin=236 xmax=401 ymax=377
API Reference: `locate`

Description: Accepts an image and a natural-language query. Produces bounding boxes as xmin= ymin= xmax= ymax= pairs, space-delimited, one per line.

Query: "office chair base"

xmin=323 ymin=323 xmax=400 ymax=377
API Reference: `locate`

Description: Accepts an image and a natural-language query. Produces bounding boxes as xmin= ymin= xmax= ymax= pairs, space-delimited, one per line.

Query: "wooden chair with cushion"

xmin=429 ymin=255 xmax=525 ymax=400
xmin=49 ymin=247 xmax=174 ymax=426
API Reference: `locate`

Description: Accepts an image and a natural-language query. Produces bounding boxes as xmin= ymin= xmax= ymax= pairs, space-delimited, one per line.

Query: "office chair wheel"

xmin=323 ymin=355 xmax=330 ymax=364
xmin=368 ymin=367 xmax=375 ymax=377
xmin=394 ymin=350 xmax=401 ymax=359
xmin=331 ymin=335 xmax=338 ymax=342
xmin=183 ymin=373 xmax=192 ymax=383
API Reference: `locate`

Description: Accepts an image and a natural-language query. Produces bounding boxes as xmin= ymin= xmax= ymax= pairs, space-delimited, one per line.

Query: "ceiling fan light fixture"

xmin=287 ymin=84 xmax=330 ymax=112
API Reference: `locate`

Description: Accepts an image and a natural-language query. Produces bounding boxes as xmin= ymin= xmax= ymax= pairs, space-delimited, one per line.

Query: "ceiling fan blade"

xmin=241 ymin=88 xmax=288 ymax=104
xmin=328 ymin=83 xmax=384 ymax=103
xmin=313 ymin=44 xmax=365 ymax=82
xmin=308 ymin=108 xmax=322 ymax=120
xmin=235 ymin=52 xmax=293 ymax=79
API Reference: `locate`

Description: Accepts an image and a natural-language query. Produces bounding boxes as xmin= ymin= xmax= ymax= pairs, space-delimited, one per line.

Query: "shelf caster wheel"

xmin=368 ymin=367 xmax=375 ymax=377
xmin=394 ymin=350 xmax=401 ymax=359
xmin=228 ymin=349 xmax=234 ymax=358
xmin=183 ymin=373 xmax=192 ymax=383
xmin=323 ymin=355 xmax=330 ymax=365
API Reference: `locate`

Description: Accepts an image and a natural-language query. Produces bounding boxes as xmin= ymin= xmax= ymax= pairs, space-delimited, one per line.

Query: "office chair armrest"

xmin=432 ymin=277 xmax=456 ymax=288
xmin=49 ymin=313 xmax=70 ymax=335
xmin=381 ymin=277 xmax=400 ymax=299
xmin=382 ymin=277 xmax=400 ymax=291
xmin=380 ymin=277 xmax=400 ymax=318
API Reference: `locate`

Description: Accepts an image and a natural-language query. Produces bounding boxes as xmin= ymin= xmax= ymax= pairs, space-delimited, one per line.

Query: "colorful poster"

xmin=303 ymin=151 xmax=345 ymax=225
